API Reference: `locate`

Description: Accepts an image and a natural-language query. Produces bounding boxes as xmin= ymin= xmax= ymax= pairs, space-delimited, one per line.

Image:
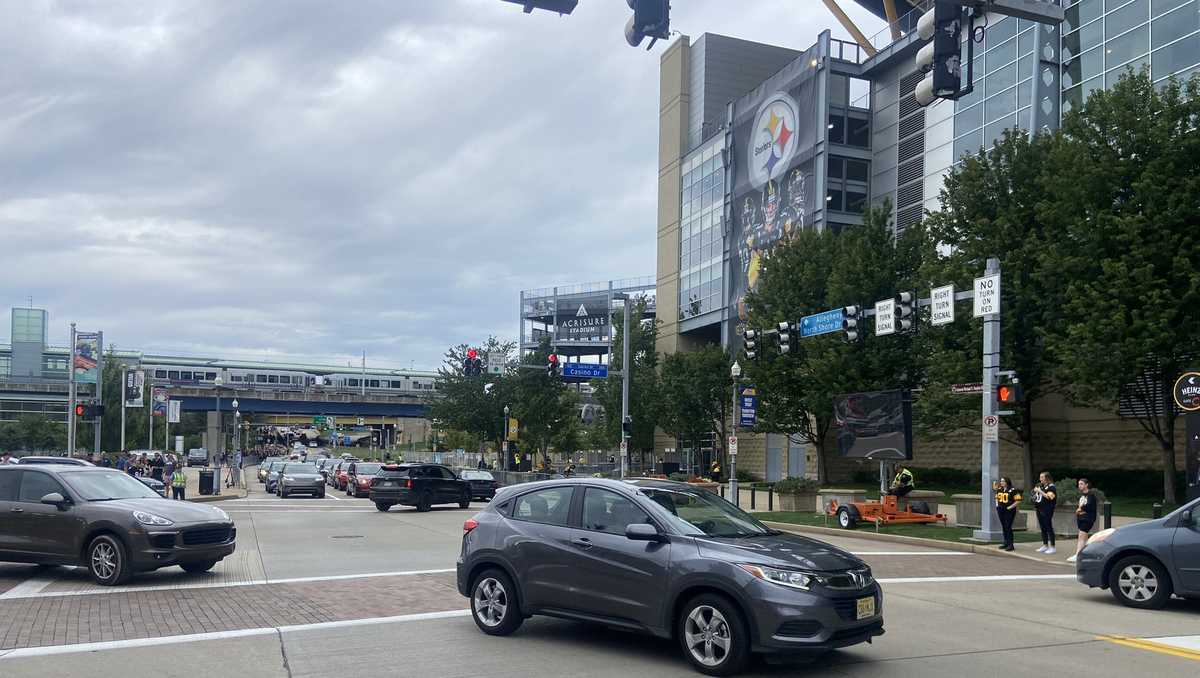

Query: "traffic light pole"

xmin=120 ymin=365 xmax=127 ymax=452
xmin=67 ymin=323 xmax=76 ymax=456
xmin=974 ymin=257 xmax=1004 ymax=542
xmin=620 ymin=297 xmax=630 ymax=480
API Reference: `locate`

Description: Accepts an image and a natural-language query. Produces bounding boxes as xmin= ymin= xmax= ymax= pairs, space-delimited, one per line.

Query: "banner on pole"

xmin=73 ymin=332 xmax=101 ymax=384
xmin=167 ymin=399 xmax=181 ymax=424
xmin=151 ymin=387 xmax=168 ymax=417
xmin=125 ymin=370 xmax=145 ymax=407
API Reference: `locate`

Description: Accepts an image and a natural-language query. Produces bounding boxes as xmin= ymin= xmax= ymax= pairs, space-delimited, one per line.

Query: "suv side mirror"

xmin=626 ymin=523 xmax=663 ymax=542
xmin=40 ymin=492 xmax=69 ymax=509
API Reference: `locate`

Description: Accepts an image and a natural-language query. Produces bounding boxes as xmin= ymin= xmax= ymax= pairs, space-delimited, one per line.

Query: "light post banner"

xmin=151 ymin=387 xmax=168 ymax=417
xmin=167 ymin=399 xmax=181 ymax=424
xmin=125 ymin=370 xmax=145 ymax=407
xmin=73 ymin=332 xmax=101 ymax=384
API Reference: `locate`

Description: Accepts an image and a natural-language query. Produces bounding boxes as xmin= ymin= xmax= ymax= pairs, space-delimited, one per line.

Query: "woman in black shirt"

xmin=994 ymin=477 xmax=1022 ymax=552
xmin=1032 ymin=472 xmax=1058 ymax=555
xmin=1069 ymin=478 xmax=1098 ymax=563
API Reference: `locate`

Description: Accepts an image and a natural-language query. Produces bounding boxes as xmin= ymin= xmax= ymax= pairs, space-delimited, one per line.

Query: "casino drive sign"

xmin=748 ymin=92 xmax=800 ymax=189
xmin=1174 ymin=371 xmax=1200 ymax=412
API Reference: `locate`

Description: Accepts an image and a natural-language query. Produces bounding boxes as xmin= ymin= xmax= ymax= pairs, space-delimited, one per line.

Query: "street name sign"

xmin=951 ymin=383 xmax=984 ymax=395
xmin=973 ymin=274 xmax=1001 ymax=317
xmin=562 ymin=363 xmax=608 ymax=379
xmin=931 ymin=284 xmax=955 ymax=326
xmin=799 ymin=309 xmax=845 ymax=337
xmin=875 ymin=299 xmax=895 ymax=336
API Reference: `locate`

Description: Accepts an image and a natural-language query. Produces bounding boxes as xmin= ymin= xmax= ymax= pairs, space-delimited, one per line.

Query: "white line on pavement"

xmin=0 ymin=609 xmax=472 ymax=659
xmin=0 ymin=568 xmax=457 ymax=601
xmin=0 ymin=576 xmax=56 ymax=600
xmin=877 ymin=574 xmax=1077 ymax=584
xmin=849 ymin=551 xmax=970 ymax=556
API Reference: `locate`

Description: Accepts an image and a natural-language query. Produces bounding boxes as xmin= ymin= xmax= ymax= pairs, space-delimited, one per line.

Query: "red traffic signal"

xmin=75 ymin=404 xmax=86 ymax=417
xmin=467 ymin=349 xmax=478 ymax=360
xmin=997 ymin=384 xmax=1022 ymax=404
xmin=547 ymin=353 xmax=558 ymax=363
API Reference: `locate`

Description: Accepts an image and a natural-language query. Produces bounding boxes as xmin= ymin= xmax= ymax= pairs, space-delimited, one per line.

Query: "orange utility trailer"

xmin=826 ymin=494 xmax=948 ymax=529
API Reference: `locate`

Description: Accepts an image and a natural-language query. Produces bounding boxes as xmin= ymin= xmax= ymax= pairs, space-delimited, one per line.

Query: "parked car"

xmin=258 ymin=457 xmax=282 ymax=483
xmin=275 ymin=462 xmax=325 ymax=498
xmin=263 ymin=461 xmax=287 ymax=494
xmin=1076 ymin=495 xmax=1200 ymax=609
xmin=457 ymin=478 xmax=883 ymax=675
xmin=369 ymin=463 xmax=471 ymax=512
xmin=346 ymin=462 xmax=383 ymax=498
xmin=460 ymin=470 xmax=499 ymax=501
xmin=138 ymin=475 xmax=167 ymax=497
xmin=186 ymin=448 xmax=208 ymax=467
xmin=16 ymin=457 xmax=93 ymax=466
xmin=0 ymin=465 xmax=236 ymax=585
xmin=316 ymin=458 xmax=336 ymax=483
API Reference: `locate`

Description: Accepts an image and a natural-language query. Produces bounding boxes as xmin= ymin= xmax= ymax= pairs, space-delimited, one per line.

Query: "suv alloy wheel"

xmin=470 ymin=569 xmax=523 ymax=636
xmin=677 ymin=594 xmax=749 ymax=676
xmin=87 ymin=534 xmax=132 ymax=586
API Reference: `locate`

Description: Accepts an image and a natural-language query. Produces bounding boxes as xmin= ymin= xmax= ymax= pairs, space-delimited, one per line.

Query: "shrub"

xmin=735 ymin=469 xmax=759 ymax=483
xmin=1055 ymin=478 xmax=1107 ymax=509
xmin=668 ymin=472 xmax=690 ymax=482
xmin=1045 ymin=468 xmax=1180 ymax=499
xmin=773 ymin=477 xmax=821 ymax=493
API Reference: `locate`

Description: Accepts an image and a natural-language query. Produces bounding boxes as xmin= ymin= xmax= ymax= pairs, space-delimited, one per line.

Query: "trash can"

xmin=199 ymin=469 xmax=215 ymax=496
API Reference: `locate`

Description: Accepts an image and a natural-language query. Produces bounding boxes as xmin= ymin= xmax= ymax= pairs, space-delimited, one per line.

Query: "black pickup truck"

xmin=369 ymin=463 xmax=472 ymax=512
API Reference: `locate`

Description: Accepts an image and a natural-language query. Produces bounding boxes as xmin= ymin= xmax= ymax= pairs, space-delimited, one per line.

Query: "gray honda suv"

xmin=456 ymin=478 xmax=883 ymax=675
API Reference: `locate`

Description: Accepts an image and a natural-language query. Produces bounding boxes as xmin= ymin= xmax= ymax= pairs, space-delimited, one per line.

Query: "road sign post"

xmin=562 ymin=363 xmax=609 ymax=380
xmin=975 ymin=258 xmax=1004 ymax=542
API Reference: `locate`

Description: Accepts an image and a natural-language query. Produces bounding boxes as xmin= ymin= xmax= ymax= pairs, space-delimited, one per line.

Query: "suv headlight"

xmin=283 ymin=476 xmax=294 ymax=482
xmin=739 ymin=564 xmax=818 ymax=591
xmin=133 ymin=510 xmax=174 ymax=526
xmin=1088 ymin=527 xmax=1116 ymax=545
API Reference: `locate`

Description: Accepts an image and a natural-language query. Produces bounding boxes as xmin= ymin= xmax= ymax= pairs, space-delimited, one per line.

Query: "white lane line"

xmin=877 ymin=574 xmax=1077 ymax=584
xmin=850 ymin=551 xmax=970 ymax=556
xmin=224 ymin=509 xmax=378 ymax=513
xmin=324 ymin=492 xmax=342 ymax=501
xmin=0 ymin=609 xmax=472 ymax=659
xmin=0 ymin=568 xmax=457 ymax=601
xmin=0 ymin=576 xmax=56 ymax=600
xmin=1145 ymin=635 xmax=1200 ymax=652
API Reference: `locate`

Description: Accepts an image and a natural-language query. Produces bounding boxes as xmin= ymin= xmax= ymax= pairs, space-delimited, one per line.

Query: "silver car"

xmin=275 ymin=462 xmax=325 ymax=498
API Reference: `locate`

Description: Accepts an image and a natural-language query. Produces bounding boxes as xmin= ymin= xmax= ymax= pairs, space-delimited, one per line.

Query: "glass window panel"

xmin=849 ymin=77 xmax=871 ymax=109
xmin=1152 ymin=31 xmax=1200 ymax=79
xmin=847 ymin=117 xmax=870 ymax=147
xmin=1105 ymin=23 xmax=1148 ymax=69
xmin=984 ymin=114 xmax=1018 ymax=148
xmin=985 ymin=86 xmax=1017 ymax=122
xmin=1064 ymin=19 xmax=1106 ymax=62
xmin=829 ymin=73 xmax=848 ymax=106
xmin=828 ymin=114 xmax=845 ymax=144
xmin=827 ymin=189 xmax=843 ymax=211
xmin=828 ymin=156 xmax=844 ymax=178
xmin=986 ymin=38 xmax=1018 ymax=72
xmin=1065 ymin=0 xmax=1103 ymax=34
xmin=1018 ymin=79 xmax=1033 ymax=109
xmin=1018 ymin=52 xmax=1035 ymax=82
xmin=1063 ymin=45 xmax=1105 ymax=87
xmin=987 ymin=16 xmax=1019 ymax=47
xmin=1108 ymin=54 xmax=1149 ymax=85
xmin=955 ymin=128 xmax=984 ymax=159
xmin=988 ymin=61 xmax=1018 ymax=93
xmin=1153 ymin=0 xmax=1190 ymax=12
xmin=1152 ymin=1 xmax=1198 ymax=47
xmin=1106 ymin=0 xmax=1148 ymax=39
xmin=1019 ymin=27 xmax=1036 ymax=57
xmin=956 ymin=102 xmax=984 ymax=135
xmin=846 ymin=159 xmax=870 ymax=182
xmin=845 ymin=191 xmax=867 ymax=214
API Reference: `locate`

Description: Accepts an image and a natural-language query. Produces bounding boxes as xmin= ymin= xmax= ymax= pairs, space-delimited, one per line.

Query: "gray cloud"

xmin=0 ymin=0 xmax=882 ymax=369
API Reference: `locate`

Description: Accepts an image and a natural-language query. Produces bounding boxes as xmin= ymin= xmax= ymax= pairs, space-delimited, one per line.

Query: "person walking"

xmin=1 ymin=451 xmax=15 ymax=465
xmin=163 ymin=454 xmax=176 ymax=490
xmin=1068 ymin=478 xmax=1098 ymax=563
xmin=170 ymin=467 xmax=187 ymax=500
xmin=1032 ymin=472 xmax=1058 ymax=554
xmin=151 ymin=453 xmax=165 ymax=482
xmin=994 ymin=477 xmax=1022 ymax=551
xmin=709 ymin=458 xmax=722 ymax=483
xmin=116 ymin=452 xmax=128 ymax=473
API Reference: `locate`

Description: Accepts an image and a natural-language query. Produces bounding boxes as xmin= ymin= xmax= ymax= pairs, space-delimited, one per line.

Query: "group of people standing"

xmin=116 ymin=451 xmax=187 ymax=499
xmin=994 ymin=472 xmax=1097 ymax=561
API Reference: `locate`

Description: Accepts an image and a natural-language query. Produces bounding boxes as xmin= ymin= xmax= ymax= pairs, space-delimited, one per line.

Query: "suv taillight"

xmin=463 ymin=518 xmax=478 ymax=534
xmin=405 ymin=478 xmax=413 ymax=489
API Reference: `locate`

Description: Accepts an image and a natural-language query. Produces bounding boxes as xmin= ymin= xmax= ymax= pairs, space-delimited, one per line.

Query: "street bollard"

xmin=1103 ymin=502 xmax=1112 ymax=530
xmin=751 ymin=487 xmax=756 ymax=510
xmin=720 ymin=484 xmax=725 ymax=499
xmin=768 ymin=487 xmax=774 ymax=512
xmin=1153 ymin=502 xmax=1163 ymax=519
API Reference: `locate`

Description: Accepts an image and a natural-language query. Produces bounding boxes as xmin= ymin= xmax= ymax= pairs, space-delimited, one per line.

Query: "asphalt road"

xmin=1 ymin=468 xmax=1197 ymax=677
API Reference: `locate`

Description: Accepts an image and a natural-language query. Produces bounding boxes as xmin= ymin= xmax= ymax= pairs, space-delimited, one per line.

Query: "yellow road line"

xmin=1099 ymin=635 xmax=1200 ymax=662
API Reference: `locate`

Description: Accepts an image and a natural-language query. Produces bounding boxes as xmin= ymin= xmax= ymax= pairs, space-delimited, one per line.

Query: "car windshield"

xmin=284 ymin=463 xmax=318 ymax=473
xmin=63 ymin=471 xmax=162 ymax=501
xmin=638 ymin=487 xmax=776 ymax=538
xmin=462 ymin=470 xmax=493 ymax=480
xmin=356 ymin=463 xmax=382 ymax=475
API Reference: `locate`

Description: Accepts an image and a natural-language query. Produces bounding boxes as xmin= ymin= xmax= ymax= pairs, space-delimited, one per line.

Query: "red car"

xmin=346 ymin=462 xmax=383 ymax=497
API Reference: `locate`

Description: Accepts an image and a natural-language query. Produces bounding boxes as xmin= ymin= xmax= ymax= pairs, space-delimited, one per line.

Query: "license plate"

xmin=383 ymin=481 xmax=394 ymax=487
xmin=856 ymin=596 xmax=875 ymax=620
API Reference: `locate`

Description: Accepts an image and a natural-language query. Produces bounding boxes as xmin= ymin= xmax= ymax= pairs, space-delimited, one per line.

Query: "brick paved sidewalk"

xmin=0 ymin=572 xmax=462 ymax=652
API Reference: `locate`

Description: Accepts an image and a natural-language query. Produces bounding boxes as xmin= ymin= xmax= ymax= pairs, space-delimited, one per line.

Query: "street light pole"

xmin=730 ymin=361 xmax=741 ymax=507
xmin=503 ymin=404 xmax=510 ymax=470
xmin=213 ymin=375 xmax=224 ymax=465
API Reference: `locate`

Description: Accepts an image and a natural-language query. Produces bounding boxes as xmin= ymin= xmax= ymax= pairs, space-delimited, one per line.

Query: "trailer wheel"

xmin=911 ymin=500 xmax=932 ymax=515
xmin=837 ymin=506 xmax=858 ymax=529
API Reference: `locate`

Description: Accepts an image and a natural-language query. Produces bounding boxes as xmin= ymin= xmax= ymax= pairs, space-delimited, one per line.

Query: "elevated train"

xmin=142 ymin=363 xmax=438 ymax=396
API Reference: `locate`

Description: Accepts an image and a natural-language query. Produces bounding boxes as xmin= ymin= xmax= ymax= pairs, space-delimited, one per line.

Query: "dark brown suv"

xmin=0 ymin=465 xmax=236 ymax=585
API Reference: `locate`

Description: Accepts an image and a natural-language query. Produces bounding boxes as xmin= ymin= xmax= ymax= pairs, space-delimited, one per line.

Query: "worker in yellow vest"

xmin=171 ymin=468 xmax=187 ymax=501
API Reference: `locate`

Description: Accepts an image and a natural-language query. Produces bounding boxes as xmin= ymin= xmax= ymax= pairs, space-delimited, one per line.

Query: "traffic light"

xmin=74 ymin=403 xmax=103 ymax=419
xmin=75 ymin=404 xmax=86 ymax=418
xmin=463 ymin=349 xmax=483 ymax=376
xmin=777 ymin=321 xmax=791 ymax=355
xmin=546 ymin=353 xmax=559 ymax=378
xmin=915 ymin=1 xmax=963 ymax=106
xmin=625 ymin=0 xmax=670 ymax=49
xmin=843 ymin=305 xmax=863 ymax=342
xmin=622 ymin=416 xmax=632 ymax=438
xmin=895 ymin=291 xmax=916 ymax=333
xmin=997 ymin=382 xmax=1023 ymax=404
xmin=743 ymin=329 xmax=759 ymax=361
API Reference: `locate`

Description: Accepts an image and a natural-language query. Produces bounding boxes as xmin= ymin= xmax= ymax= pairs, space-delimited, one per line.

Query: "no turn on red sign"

xmin=973 ymin=274 xmax=1001 ymax=317
xmin=728 ymin=436 xmax=738 ymax=456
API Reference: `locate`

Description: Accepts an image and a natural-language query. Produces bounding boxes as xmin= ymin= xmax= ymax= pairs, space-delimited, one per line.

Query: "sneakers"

xmin=1045 ymin=547 xmax=1056 ymax=555
xmin=1067 ymin=554 xmax=1078 ymax=563
xmin=1036 ymin=545 xmax=1048 ymax=553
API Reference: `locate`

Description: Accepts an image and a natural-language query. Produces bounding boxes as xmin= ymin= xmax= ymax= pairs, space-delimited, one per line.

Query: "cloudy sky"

xmin=1 ymin=0 xmax=882 ymax=371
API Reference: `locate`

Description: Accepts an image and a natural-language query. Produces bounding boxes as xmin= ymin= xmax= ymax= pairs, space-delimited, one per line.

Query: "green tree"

xmin=591 ymin=297 xmax=660 ymax=466
xmin=510 ymin=340 xmax=579 ymax=468
xmin=744 ymin=205 xmax=926 ymax=482
xmin=1040 ymin=71 xmax=1200 ymax=502
xmin=427 ymin=337 xmax=517 ymax=455
xmin=17 ymin=413 xmax=64 ymax=451
xmin=659 ymin=345 xmax=730 ymax=474
xmin=919 ymin=127 xmax=1066 ymax=488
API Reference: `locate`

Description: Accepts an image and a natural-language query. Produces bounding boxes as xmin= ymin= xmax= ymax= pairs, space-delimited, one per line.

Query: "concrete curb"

xmin=188 ymin=490 xmax=247 ymax=503
xmin=761 ymin=520 xmax=1074 ymax=568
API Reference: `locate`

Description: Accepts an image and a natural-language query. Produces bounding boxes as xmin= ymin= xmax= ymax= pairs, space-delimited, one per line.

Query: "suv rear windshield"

xmin=377 ymin=465 xmax=414 ymax=478
xmin=461 ymin=470 xmax=493 ymax=480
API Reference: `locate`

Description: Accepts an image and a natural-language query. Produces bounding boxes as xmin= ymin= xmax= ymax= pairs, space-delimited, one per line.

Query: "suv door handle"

xmin=572 ymin=538 xmax=592 ymax=549
xmin=10 ymin=507 xmax=23 ymax=513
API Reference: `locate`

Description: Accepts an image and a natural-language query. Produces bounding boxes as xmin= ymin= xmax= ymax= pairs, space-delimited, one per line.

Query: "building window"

xmin=678 ymin=139 xmax=725 ymax=320
xmin=256 ymin=374 xmax=267 ymax=383
xmin=348 ymin=378 xmax=359 ymax=387
xmin=155 ymin=369 xmax=167 ymax=379
xmin=168 ymin=370 xmax=180 ymax=380
xmin=826 ymin=155 xmax=870 ymax=215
